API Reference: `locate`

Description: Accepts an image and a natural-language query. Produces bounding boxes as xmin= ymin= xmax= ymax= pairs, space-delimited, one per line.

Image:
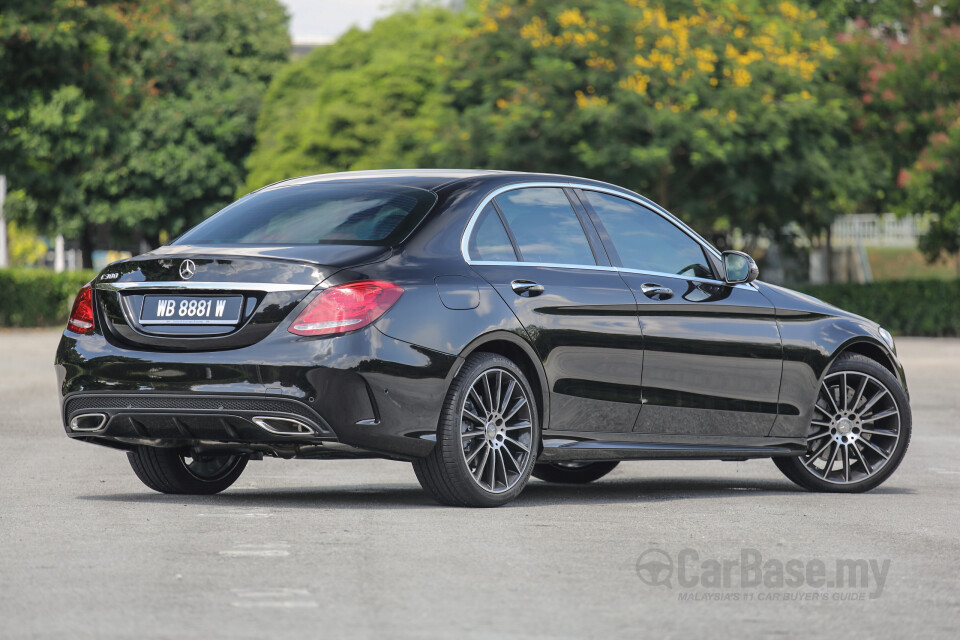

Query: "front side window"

xmin=583 ymin=191 xmax=712 ymax=278
xmin=175 ymin=183 xmax=438 ymax=246
xmin=493 ymin=188 xmax=596 ymax=266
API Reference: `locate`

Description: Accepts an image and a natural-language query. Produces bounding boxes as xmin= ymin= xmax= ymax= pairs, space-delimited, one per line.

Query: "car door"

xmin=465 ymin=185 xmax=644 ymax=433
xmin=575 ymin=188 xmax=783 ymax=438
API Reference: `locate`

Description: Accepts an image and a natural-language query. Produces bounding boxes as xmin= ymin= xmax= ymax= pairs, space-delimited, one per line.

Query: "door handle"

xmin=640 ymin=283 xmax=673 ymax=300
xmin=511 ymin=280 xmax=545 ymax=297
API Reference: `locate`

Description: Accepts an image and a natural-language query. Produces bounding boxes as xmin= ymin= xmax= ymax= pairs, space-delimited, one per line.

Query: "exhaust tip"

xmin=252 ymin=416 xmax=316 ymax=436
xmin=70 ymin=413 xmax=108 ymax=432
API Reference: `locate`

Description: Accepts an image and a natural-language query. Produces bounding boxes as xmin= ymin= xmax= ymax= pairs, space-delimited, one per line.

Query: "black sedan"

xmin=55 ymin=170 xmax=911 ymax=506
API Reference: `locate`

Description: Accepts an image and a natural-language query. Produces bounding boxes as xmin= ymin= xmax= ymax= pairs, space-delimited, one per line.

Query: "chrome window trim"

xmin=465 ymin=182 xmax=604 ymax=268
xmin=461 ymin=181 xmax=723 ymax=265
xmin=460 ymin=181 xmax=758 ymax=291
xmin=616 ymin=267 xmax=758 ymax=292
xmin=462 ymin=182 xmax=589 ymax=267
xmin=616 ymin=266 xmax=722 ymax=283
xmin=466 ymin=261 xmax=754 ymax=291
xmin=468 ymin=260 xmax=619 ymax=272
xmin=96 ymin=281 xmax=315 ymax=292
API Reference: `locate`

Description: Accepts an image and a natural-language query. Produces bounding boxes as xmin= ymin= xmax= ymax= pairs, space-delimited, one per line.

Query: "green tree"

xmin=243 ymin=7 xmax=461 ymax=192
xmin=90 ymin=0 xmax=290 ymax=244
xmin=918 ymin=208 xmax=960 ymax=275
xmin=1 ymin=0 xmax=289 ymax=265
xmin=0 ymin=0 xmax=153 ymax=263
xmin=907 ymin=118 xmax=960 ymax=273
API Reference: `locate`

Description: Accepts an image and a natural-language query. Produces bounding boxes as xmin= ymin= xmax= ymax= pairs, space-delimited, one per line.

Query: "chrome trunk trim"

xmin=96 ymin=281 xmax=315 ymax=292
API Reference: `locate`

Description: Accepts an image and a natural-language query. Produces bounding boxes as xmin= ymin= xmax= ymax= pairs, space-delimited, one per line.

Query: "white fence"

xmin=831 ymin=213 xmax=932 ymax=248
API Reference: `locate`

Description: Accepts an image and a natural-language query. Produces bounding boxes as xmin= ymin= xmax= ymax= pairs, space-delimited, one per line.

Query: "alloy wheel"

xmin=802 ymin=371 xmax=901 ymax=484
xmin=459 ymin=368 xmax=534 ymax=493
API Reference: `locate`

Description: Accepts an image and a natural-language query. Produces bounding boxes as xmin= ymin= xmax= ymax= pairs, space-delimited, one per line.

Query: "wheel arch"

xmin=458 ymin=331 xmax=549 ymax=435
xmin=831 ymin=337 xmax=907 ymax=394
xmin=836 ymin=340 xmax=895 ymax=376
xmin=770 ymin=316 xmax=909 ymax=439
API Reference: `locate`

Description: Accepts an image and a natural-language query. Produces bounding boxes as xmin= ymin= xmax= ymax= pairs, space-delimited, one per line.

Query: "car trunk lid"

xmin=93 ymin=244 xmax=390 ymax=351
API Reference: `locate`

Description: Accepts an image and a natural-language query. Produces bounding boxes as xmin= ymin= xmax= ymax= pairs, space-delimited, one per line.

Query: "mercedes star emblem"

xmin=179 ymin=259 xmax=197 ymax=280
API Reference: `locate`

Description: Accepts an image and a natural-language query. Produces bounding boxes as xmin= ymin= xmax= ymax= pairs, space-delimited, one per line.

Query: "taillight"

xmin=67 ymin=284 xmax=95 ymax=334
xmin=289 ymin=281 xmax=403 ymax=337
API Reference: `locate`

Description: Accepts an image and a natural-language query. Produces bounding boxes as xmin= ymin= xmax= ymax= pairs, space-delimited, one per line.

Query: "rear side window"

xmin=174 ymin=183 xmax=438 ymax=246
xmin=583 ymin=191 xmax=713 ymax=278
xmin=493 ymin=188 xmax=596 ymax=266
xmin=469 ymin=204 xmax=518 ymax=262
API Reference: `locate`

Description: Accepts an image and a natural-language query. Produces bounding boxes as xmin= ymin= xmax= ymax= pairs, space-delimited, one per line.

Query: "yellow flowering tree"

xmin=437 ymin=0 xmax=872 ymax=237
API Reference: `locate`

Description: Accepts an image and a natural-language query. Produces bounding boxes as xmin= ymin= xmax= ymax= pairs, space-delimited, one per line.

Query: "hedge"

xmin=0 ymin=269 xmax=97 ymax=328
xmin=800 ymin=279 xmax=960 ymax=337
xmin=0 ymin=269 xmax=955 ymax=335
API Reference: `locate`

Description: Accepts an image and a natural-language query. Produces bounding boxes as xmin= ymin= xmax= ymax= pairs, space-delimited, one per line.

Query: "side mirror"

xmin=722 ymin=250 xmax=759 ymax=285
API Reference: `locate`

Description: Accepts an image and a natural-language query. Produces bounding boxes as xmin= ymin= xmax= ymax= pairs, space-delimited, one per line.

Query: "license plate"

xmin=140 ymin=295 xmax=243 ymax=325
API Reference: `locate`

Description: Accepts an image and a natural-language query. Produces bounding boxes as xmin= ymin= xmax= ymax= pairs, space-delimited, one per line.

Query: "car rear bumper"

xmin=60 ymin=392 xmax=345 ymax=457
xmin=55 ymin=326 xmax=461 ymax=459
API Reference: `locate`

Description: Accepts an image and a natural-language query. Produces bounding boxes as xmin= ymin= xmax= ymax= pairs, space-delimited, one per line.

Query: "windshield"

xmin=174 ymin=182 xmax=438 ymax=246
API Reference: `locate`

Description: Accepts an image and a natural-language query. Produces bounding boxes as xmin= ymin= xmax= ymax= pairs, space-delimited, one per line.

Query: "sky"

xmin=277 ymin=0 xmax=399 ymax=44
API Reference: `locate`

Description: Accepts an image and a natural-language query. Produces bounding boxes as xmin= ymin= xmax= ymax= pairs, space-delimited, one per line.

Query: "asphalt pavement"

xmin=0 ymin=330 xmax=957 ymax=639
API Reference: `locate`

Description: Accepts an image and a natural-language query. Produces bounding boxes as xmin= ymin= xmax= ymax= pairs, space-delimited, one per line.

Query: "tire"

xmin=414 ymin=352 xmax=540 ymax=507
xmin=532 ymin=461 xmax=620 ymax=484
xmin=127 ymin=446 xmax=247 ymax=495
xmin=774 ymin=353 xmax=911 ymax=493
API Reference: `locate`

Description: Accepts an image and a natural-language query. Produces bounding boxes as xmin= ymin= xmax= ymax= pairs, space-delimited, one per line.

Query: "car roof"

xmin=256 ymin=169 xmax=635 ymax=196
xmin=259 ymin=169 xmax=505 ymax=192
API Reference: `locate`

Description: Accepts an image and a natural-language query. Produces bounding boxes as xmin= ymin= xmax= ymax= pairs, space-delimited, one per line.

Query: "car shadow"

xmin=77 ymin=476 xmax=915 ymax=510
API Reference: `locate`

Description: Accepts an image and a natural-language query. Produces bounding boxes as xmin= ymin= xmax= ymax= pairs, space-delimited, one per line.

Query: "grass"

xmin=866 ymin=247 xmax=959 ymax=282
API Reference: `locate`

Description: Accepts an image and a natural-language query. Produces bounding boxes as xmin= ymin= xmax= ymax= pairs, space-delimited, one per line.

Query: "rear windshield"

xmin=174 ymin=182 xmax=438 ymax=246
